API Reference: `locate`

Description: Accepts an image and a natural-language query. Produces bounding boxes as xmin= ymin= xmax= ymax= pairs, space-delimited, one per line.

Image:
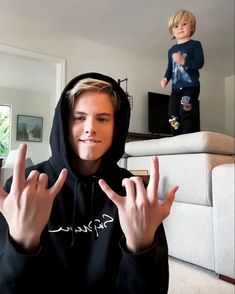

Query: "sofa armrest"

xmin=0 ymin=157 xmax=33 ymax=186
xmin=212 ymin=163 xmax=235 ymax=280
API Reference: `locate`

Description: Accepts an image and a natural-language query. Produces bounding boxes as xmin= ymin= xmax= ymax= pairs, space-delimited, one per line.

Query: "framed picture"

xmin=16 ymin=115 xmax=43 ymax=142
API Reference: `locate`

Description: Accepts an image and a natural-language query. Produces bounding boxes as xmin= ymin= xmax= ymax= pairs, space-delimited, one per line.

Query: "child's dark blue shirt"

xmin=164 ymin=39 xmax=204 ymax=89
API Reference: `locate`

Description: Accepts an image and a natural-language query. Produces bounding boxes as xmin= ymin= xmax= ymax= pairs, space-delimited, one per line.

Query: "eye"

xmin=98 ymin=117 xmax=108 ymax=123
xmin=73 ymin=115 xmax=85 ymax=121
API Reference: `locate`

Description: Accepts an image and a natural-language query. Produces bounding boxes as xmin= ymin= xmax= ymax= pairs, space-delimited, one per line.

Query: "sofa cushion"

xmin=125 ymin=131 xmax=235 ymax=156
xmin=163 ymin=201 xmax=215 ymax=270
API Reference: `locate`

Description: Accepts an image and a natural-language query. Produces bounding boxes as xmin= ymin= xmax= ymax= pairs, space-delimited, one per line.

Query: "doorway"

xmin=0 ymin=44 xmax=66 ymax=163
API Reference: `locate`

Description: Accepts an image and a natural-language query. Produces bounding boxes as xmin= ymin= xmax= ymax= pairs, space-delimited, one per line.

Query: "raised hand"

xmin=160 ymin=77 xmax=168 ymax=88
xmin=99 ymin=156 xmax=179 ymax=253
xmin=172 ymin=52 xmax=185 ymax=65
xmin=0 ymin=144 xmax=68 ymax=251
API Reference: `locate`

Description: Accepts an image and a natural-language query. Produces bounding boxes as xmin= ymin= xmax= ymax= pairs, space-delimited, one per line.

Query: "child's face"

xmin=172 ymin=18 xmax=192 ymax=43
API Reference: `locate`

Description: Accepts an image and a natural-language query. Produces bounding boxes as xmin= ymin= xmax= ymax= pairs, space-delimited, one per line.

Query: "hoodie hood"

xmin=49 ymin=72 xmax=130 ymax=176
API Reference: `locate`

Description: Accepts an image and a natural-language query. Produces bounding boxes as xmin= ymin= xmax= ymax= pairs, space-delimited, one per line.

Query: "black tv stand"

xmin=127 ymin=132 xmax=172 ymax=142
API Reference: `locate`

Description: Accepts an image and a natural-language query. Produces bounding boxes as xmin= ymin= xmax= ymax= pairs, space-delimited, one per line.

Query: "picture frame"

xmin=16 ymin=115 xmax=43 ymax=142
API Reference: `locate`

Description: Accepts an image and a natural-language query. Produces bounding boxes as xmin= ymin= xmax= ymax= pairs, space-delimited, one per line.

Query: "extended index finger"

xmin=11 ymin=144 xmax=27 ymax=192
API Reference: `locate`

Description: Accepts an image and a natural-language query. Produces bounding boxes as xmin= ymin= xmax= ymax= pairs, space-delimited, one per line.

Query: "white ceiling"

xmin=0 ymin=0 xmax=234 ymax=92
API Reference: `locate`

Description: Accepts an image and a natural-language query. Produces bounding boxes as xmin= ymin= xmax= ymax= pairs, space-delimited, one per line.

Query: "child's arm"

xmin=161 ymin=50 xmax=172 ymax=88
xmin=185 ymin=41 xmax=204 ymax=70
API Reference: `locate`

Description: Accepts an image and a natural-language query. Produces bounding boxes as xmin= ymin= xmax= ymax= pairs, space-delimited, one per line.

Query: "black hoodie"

xmin=0 ymin=72 xmax=169 ymax=294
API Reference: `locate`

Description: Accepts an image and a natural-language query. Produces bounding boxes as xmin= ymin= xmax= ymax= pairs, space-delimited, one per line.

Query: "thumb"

xmin=98 ymin=179 xmax=121 ymax=207
xmin=49 ymin=169 xmax=68 ymax=200
xmin=161 ymin=185 xmax=179 ymax=218
xmin=165 ymin=186 xmax=179 ymax=204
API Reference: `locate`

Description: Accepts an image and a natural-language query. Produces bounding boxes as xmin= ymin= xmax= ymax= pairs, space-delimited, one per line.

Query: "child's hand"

xmin=172 ymin=52 xmax=185 ymax=65
xmin=161 ymin=77 xmax=168 ymax=88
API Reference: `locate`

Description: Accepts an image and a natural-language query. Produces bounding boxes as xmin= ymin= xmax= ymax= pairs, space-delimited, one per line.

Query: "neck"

xmin=75 ymin=158 xmax=101 ymax=176
xmin=177 ymin=37 xmax=191 ymax=44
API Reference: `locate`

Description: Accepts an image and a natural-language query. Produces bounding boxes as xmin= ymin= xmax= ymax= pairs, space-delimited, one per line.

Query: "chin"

xmin=79 ymin=153 xmax=102 ymax=161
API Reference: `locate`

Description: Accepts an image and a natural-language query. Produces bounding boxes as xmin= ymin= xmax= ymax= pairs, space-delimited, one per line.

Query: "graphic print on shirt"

xmin=172 ymin=52 xmax=192 ymax=85
xmin=48 ymin=213 xmax=114 ymax=238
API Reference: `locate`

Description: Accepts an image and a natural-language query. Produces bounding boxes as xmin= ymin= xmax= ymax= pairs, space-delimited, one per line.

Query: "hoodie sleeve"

xmin=116 ymin=223 xmax=169 ymax=294
xmin=0 ymin=177 xmax=46 ymax=293
xmin=0 ymin=214 xmax=43 ymax=293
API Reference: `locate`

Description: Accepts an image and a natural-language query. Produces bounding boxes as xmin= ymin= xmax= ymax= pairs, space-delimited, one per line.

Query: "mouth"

xmin=79 ymin=139 xmax=101 ymax=144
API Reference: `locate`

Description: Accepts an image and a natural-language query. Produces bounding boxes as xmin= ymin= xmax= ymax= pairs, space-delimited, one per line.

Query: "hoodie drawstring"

xmin=70 ymin=181 xmax=78 ymax=247
xmin=70 ymin=177 xmax=98 ymax=246
xmin=91 ymin=177 xmax=98 ymax=240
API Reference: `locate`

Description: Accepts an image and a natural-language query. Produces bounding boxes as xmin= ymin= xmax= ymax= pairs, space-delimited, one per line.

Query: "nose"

xmin=85 ymin=129 xmax=96 ymax=135
xmin=178 ymin=23 xmax=183 ymax=29
xmin=85 ymin=119 xmax=96 ymax=135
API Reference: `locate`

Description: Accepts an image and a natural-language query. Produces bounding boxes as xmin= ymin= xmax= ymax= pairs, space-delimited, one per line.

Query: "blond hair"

xmin=168 ymin=10 xmax=196 ymax=38
xmin=66 ymin=78 xmax=118 ymax=110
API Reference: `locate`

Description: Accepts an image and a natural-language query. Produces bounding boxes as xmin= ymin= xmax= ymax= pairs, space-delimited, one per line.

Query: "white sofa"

xmin=212 ymin=163 xmax=234 ymax=283
xmin=119 ymin=131 xmax=235 ymax=282
xmin=0 ymin=149 xmax=33 ymax=186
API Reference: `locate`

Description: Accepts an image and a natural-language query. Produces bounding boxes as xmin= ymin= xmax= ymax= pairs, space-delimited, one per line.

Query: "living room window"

xmin=0 ymin=104 xmax=11 ymax=158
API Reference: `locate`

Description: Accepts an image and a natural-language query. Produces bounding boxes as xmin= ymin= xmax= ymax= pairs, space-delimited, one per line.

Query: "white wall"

xmin=0 ymin=28 xmax=233 ymax=140
xmin=200 ymin=71 xmax=226 ymax=133
xmin=0 ymin=87 xmax=53 ymax=163
xmin=225 ymin=75 xmax=235 ymax=136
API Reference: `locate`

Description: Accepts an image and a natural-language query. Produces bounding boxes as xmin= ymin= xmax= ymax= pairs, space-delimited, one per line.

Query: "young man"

xmin=161 ymin=10 xmax=204 ymax=135
xmin=0 ymin=72 xmax=178 ymax=293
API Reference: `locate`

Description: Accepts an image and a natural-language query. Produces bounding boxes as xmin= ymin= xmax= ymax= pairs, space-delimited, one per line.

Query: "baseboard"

xmin=219 ymin=274 xmax=235 ymax=285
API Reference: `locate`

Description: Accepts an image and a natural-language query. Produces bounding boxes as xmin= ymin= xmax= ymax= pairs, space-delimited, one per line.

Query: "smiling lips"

xmin=79 ymin=138 xmax=101 ymax=144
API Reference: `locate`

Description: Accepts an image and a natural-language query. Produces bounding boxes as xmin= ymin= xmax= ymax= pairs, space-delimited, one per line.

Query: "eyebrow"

xmin=73 ymin=111 xmax=113 ymax=116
